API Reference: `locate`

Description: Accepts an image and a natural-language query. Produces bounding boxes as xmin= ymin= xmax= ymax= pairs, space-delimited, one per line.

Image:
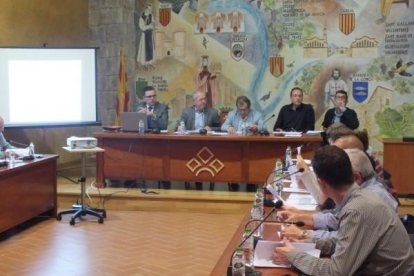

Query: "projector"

xmin=67 ymin=136 xmax=97 ymax=149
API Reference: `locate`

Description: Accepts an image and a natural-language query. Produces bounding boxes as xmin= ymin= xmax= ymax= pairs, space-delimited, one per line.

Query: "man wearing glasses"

xmin=137 ymin=86 xmax=169 ymax=130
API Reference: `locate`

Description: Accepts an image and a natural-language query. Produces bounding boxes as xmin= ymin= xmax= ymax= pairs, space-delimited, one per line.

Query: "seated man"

xmin=176 ymin=91 xmax=221 ymax=132
xmin=221 ymin=95 xmax=264 ymax=134
xmin=0 ymin=115 xmax=14 ymax=159
xmin=322 ymin=90 xmax=359 ymax=130
xmin=177 ymin=91 xmax=221 ymax=190
xmin=137 ymin=86 xmax=169 ymax=130
xmin=279 ymin=148 xmax=399 ymax=241
xmin=222 ymin=96 xmax=264 ymax=191
xmin=274 ymin=146 xmax=414 ymax=275
xmin=273 ymin=87 xmax=315 ymax=132
xmin=135 ymin=86 xmax=170 ymax=189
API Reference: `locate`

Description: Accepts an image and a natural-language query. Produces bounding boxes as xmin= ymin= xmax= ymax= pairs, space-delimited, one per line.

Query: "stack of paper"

xmin=254 ymin=240 xmax=320 ymax=267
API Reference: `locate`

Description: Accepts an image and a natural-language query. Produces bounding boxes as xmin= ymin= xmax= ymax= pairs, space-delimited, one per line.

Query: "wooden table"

xmin=94 ymin=132 xmax=322 ymax=187
xmin=0 ymin=154 xmax=58 ymax=233
xmin=383 ymin=138 xmax=414 ymax=194
xmin=211 ymin=208 xmax=297 ymax=275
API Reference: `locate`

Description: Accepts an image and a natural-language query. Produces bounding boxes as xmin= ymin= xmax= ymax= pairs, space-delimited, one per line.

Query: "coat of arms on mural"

xmin=159 ymin=3 xmax=171 ymax=27
xmin=339 ymin=11 xmax=355 ymax=35
xmin=269 ymin=56 xmax=284 ymax=77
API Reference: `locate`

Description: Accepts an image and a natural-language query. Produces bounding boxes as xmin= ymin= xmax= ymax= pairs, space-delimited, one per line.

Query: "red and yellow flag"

xmin=115 ymin=48 xmax=130 ymax=125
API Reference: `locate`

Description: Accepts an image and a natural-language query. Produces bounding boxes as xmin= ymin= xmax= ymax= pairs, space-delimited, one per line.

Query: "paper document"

xmin=254 ymin=240 xmax=320 ymax=267
xmin=306 ymin=130 xmax=323 ymax=135
xmin=5 ymin=148 xmax=30 ymax=157
xmin=211 ymin=131 xmax=228 ymax=136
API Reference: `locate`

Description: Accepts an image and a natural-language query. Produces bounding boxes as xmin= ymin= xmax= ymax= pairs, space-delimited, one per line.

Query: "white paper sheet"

xmin=254 ymin=240 xmax=320 ymax=267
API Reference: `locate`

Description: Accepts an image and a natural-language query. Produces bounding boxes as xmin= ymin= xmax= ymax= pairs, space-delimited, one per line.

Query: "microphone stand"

xmin=227 ymin=207 xmax=278 ymax=276
xmin=259 ymin=114 xmax=275 ymax=136
xmin=263 ymin=168 xmax=304 ymax=207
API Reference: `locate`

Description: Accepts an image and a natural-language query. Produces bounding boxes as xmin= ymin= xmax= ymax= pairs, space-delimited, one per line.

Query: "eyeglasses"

xmin=145 ymin=94 xmax=157 ymax=98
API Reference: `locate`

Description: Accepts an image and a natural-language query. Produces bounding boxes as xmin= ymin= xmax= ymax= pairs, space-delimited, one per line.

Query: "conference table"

xmin=211 ymin=207 xmax=300 ymax=275
xmin=94 ymin=132 xmax=322 ymax=187
xmin=0 ymin=154 xmax=58 ymax=233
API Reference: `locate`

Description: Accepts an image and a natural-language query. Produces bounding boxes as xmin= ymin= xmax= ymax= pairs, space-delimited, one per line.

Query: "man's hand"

xmin=227 ymin=126 xmax=236 ymax=135
xmin=247 ymin=124 xmax=258 ymax=133
xmin=273 ymin=238 xmax=294 ymax=265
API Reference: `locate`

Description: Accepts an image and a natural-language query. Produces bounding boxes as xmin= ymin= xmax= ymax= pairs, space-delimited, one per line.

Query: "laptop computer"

xmin=120 ymin=112 xmax=148 ymax=132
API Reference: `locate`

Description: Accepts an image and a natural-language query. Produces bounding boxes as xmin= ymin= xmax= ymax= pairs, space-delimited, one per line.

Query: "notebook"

xmin=120 ymin=112 xmax=148 ymax=132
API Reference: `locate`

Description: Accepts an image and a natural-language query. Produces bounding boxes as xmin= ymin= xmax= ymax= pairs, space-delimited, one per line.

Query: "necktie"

xmin=148 ymin=106 xmax=153 ymax=112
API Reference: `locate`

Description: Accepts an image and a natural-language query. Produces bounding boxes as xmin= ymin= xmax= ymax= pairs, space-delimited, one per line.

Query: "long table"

xmin=94 ymin=132 xmax=322 ymax=187
xmin=211 ymin=208 xmax=298 ymax=275
xmin=0 ymin=154 xmax=58 ymax=233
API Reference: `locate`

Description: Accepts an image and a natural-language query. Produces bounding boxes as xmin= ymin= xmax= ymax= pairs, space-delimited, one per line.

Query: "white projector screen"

xmin=0 ymin=47 xmax=99 ymax=127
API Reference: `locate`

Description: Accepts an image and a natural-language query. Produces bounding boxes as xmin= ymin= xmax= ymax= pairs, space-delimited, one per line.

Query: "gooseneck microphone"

xmin=259 ymin=114 xmax=275 ymax=136
xmin=267 ymin=168 xmax=305 ymax=186
xmin=227 ymin=204 xmax=281 ymax=276
xmin=263 ymin=168 xmax=305 ymax=207
xmin=7 ymin=139 xmax=29 ymax=147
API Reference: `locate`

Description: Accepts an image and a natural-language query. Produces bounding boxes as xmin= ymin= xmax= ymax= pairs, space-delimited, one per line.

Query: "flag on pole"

xmin=115 ymin=48 xmax=130 ymax=125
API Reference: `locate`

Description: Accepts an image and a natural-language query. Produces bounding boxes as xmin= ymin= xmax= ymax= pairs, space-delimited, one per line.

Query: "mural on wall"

xmin=134 ymin=0 xmax=414 ymax=151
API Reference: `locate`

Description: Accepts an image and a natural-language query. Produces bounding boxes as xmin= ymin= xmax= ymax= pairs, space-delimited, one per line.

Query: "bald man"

xmin=0 ymin=116 xmax=13 ymax=159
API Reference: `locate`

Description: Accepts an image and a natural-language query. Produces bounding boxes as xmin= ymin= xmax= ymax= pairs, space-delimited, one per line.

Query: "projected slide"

xmin=0 ymin=48 xmax=98 ymax=127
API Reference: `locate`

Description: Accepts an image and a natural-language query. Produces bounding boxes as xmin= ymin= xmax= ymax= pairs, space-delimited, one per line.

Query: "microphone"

xmin=264 ymin=168 xmax=304 ymax=207
xmin=259 ymin=114 xmax=275 ymax=136
xmin=227 ymin=205 xmax=280 ymax=276
xmin=246 ymin=219 xmax=305 ymax=228
xmin=7 ymin=139 xmax=28 ymax=147
xmin=267 ymin=168 xmax=304 ymax=186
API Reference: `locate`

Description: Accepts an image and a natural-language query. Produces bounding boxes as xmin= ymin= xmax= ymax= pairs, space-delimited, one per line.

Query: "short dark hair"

xmin=236 ymin=96 xmax=251 ymax=108
xmin=312 ymin=145 xmax=354 ymax=189
xmin=290 ymin=87 xmax=303 ymax=97
xmin=335 ymin=90 xmax=348 ymax=101
xmin=143 ymin=86 xmax=156 ymax=95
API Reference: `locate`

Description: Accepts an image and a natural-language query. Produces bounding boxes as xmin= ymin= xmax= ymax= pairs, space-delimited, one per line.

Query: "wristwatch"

xmin=300 ymin=230 xmax=309 ymax=239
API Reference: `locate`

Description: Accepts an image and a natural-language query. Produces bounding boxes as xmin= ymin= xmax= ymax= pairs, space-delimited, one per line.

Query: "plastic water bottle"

xmin=29 ymin=142 xmax=35 ymax=157
xmin=138 ymin=120 xmax=145 ymax=134
xmin=232 ymin=246 xmax=246 ymax=276
xmin=254 ymin=188 xmax=264 ymax=216
xmin=241 ymin=123 xmax=247 ymax=136
xmin=285 ymin=146 xmax=292 ymax=169
xmin=242 ymin=228 xmax=254 ymax=267
xmin=274 ymin=158 xmax=284 ymax=195
xmin=179 ymin=120 xmax=186 ymax=134
xmin=250 ymin=204 xmax=263 ymax=238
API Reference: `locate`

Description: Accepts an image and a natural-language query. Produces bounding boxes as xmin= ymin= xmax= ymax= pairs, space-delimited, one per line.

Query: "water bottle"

xmin=254 ymin=188 xmax=264 ymax=216
xmin=285 ymin=146 xmax=292 ymax=169
xmin=232 ymin=246 xmax=246 ymax=276
xmin=274 ymin=158 xmax=284 ymax=195
xmin=138 ymin=120 xmax=145 ymax=134
xmin=241 ymin=123 xmax=247 ymax=136
xmin=29 ymin=142 xmax=35 ymax=157
xmin=242 ymin=228 xmax=254 ymax=267
xmin=179 ymin=120 xmax=186 ymax=134
xmin=250 ymin=204 xmax=263 ymax=238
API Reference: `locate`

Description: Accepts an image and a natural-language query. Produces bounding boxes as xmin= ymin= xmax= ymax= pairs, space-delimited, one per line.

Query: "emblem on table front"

xmin=186 ymin=147 xmax=224 ymax=176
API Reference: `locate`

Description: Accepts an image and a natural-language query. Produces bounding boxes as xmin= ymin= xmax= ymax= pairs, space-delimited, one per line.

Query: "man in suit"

xmin=136 ymin=86 xmax=170 ymax=189
xmin=273 ymin=87 xmax=315 ymax=132
xmin=322 ymin=90 xmax=359 ymax=130
xmin=177 ymin=91 xmax=221 ymax=190
xmin=177 ymin=91 xmax=221 ymax=132
xmin=137 ymin=86 xmax=169 ymax=130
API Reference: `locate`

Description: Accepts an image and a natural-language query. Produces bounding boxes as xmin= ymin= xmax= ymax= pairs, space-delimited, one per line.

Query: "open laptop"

xmin=120 ymin=112 xmax=148 ymax=132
